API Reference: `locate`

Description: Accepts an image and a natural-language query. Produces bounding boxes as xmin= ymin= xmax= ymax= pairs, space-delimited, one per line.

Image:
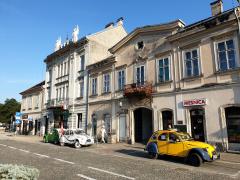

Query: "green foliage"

xmin=0 ymin=164 xmax=39 ymax=180
xmin=0 ymin=98 xmax=21 ymax=123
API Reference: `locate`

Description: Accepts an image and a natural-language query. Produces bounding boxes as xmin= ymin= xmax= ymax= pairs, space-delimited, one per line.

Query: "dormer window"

xmin=135 ymin=41 xmax=144 ymax=50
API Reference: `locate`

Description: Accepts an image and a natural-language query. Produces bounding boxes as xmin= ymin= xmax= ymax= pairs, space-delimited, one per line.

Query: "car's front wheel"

xmin=74 ymin=140 xmax=82 ymax=148
xmin=188 ymin=153 xmax=203 ymax=167
xmin=148 ymin=152 xmax=158 ymax=159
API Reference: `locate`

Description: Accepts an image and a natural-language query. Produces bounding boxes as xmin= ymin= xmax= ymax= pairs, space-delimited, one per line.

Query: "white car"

xmin=59 ymin=129 xmax=94 ymax=148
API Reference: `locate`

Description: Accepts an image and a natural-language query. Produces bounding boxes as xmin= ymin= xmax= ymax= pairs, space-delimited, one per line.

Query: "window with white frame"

xmin=80 ymin=55 xmax=85 ymax=71
xmin=136 ymin=65 xmax=145 ymax=85
xmin=66 ymin=85 xmax=69 ymax=98
xmin=118 ymin=70 xmax=125 ymax=90
xmin=91 ymin=77 xmax=97 ymax=95
xmin=158 ymin=57 xmax=170 ymax=82
xmin=184 ymin=49 xmax=200 ymax=77
xmin=80 ymin=81 xmax=84 ymax=97
xmin=217 ymin=39 xmax=237 ymax=71
xmin=103 ymin=73 xmax=110 ymax=93
xmin=35 ymin=95 xmax=39 ymax=108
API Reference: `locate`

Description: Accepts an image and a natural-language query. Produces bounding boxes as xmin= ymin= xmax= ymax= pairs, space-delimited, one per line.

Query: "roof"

xmin=44 ymin=37 xmax=88 ymax=63
xmin=168 ymin=7 xmax=238 ymax=41
xmin=20 ymin=81 xmax=45 ymax=95
xmin=109 ymin=19 xmax=185 ymax=53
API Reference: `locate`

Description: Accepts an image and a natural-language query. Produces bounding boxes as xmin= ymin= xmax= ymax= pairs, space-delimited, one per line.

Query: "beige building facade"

xmin=20 ymin=81 xmax=45 ymax=135
xmin=87 ymin=1 xmax=240 ymax=151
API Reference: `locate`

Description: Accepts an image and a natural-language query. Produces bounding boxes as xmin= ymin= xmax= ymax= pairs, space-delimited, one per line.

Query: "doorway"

xmin=162 ymin=110 xmax=173 ymax=130
xmin=190 ymin=109 xmax=205 ymax=142
xmin=45 ymin=117 xmax=49 ymax=135
xmin=225 ymin=107 xmax=240 ymax=150
xmin=134 ymin=108 xmax=153 ymax=143
xmin=119 ymin=114 xmax=126 ymax=141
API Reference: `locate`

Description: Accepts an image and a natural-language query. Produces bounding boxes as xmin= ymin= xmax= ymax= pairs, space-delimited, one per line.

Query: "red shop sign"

xmin=183 ymin=99 xmax=207 ymax=107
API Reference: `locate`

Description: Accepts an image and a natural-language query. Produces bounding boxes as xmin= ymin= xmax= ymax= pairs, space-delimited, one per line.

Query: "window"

xmin=35 ymin=95 xmax=39 ymax=108
xmin=217 ymin=39 xmax=236 ymax=71
xmin=80 ymin=55 xmax=85 ymax=71
xmin=184 ymin=49 xmax=200 ymax=77
xmin=56 ymin=89 xmax=58 ymax=100
xmin=158 ymin=133 xmax=167 ymax=141
xmin=158 ymin=57 xmax=170 ymax=82
xmin=136 ymin=65 xmax=145 ymax=85
xmin=61 ymin=64 xmax=63 ymax=77
xmin=118 ymin=70 xmax=125 ymax=90
xmin=58 ymin=65 xmax=60 ymax=78
xmin=62 ymin=87 xmax=65 ymax=99
xmin=80 ymin=81 xmax=84 ymax=97
xmin=64 ymin=62 xmax=67 ymax=75
xmin=136 ymin=41 xmax=144 ymax=50
xmin=49 ymin=69 xmax=52 ymax=82
xmin=92 ymin=78 xmax=97 ymax=95
xmin=28 ymin=96 xmax=32 ymax=109
xmin=103 ymin=73 xmax=110 ymax=93
xmin=77 ymin=113 xmax=82 ymax=129
xmin=66 ymin=86 xmax=69 ymax=98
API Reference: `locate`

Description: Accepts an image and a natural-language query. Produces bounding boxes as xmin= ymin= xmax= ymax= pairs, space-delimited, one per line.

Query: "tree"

xmin=0 ymin=98 xmax=21 ymax=123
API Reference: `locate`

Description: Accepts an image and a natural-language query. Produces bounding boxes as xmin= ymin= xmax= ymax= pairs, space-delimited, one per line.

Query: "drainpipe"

xmin=85 ymin=70 xmax=89 ymax=133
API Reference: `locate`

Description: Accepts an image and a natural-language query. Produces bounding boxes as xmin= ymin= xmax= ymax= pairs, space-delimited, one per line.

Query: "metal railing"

xmin=124 ymin=82 xmax=153 ymax=98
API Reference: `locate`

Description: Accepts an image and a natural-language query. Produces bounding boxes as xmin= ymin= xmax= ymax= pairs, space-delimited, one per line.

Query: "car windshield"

xmin=74 ymin=130 xmax=86 ymax=135
xmin=178 ymin=133 xmax=192 ymax=141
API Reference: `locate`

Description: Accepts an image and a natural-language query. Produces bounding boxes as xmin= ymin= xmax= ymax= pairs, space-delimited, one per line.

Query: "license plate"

xmin=213 ymin=155 xmax=218 ymax=159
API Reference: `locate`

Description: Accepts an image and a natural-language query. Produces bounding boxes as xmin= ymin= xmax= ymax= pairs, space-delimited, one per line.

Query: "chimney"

xmin=210 ymin=0 xmax=223 ymax=16
xmin=105 ymin=22 xmax=114 ymax=29
xmin=116 ymin=17 xmax=124 ymax=26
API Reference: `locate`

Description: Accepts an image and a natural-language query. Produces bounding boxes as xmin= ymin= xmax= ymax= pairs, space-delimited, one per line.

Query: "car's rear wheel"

xmin=148 ymin=152 xmax=158 ymax=159
xmin=188 ymin=153 xmax=203 ymax=167
xmin=74 ymin=140 xmax=81 ymax=148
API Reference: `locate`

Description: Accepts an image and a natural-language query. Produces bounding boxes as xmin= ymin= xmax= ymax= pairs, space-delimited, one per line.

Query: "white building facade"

xmin=44 ymin=20 xmax=127 ymax=133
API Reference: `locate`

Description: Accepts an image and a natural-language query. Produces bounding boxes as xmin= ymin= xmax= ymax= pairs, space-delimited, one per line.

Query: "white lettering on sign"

xmin=183 ymin=99 xmax=207 ymax=107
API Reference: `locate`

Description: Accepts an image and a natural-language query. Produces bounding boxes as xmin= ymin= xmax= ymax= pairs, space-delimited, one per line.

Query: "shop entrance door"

xmin=134 ymin=108 xmax=153 ymax=143
xmin=190 ymin=109 xmax=205 ymax=142
xmin=225 ymin=107 xmax=240 ymax=151
xmin=119 ymin=114 xmax=126 ymax=141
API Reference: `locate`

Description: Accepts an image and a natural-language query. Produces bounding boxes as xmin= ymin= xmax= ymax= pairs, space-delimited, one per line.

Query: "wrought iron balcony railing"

xmin=46 ymin=98 xmax=70 ymax=109
xmin=124 ymin=82 xmax=153 ymax=98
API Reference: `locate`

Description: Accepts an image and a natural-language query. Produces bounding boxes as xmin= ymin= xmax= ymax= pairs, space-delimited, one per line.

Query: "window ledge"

xmin=76 ymin=97 xmax=83 ymax=100
xmin=181 ymin=74 xmax=203 ymax=82
xmin=215 ymin=67 xmax=240 ymax=75
xmin=89 ymin=94 xmax=98 ymax=98
xmin=115 ymin=89 xmax=124 ymax=93
xmin=155 ymin=80 xmax=173 ymax=86
xmin=101 ymin=92 xmax=111 ymax=95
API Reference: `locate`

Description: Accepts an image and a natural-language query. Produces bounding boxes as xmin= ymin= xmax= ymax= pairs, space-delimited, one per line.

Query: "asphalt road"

xmin=0 ymin=139 xmax=239 ymax=180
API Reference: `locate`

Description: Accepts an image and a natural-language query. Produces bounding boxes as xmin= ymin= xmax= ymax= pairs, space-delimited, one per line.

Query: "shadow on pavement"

xmin=115 ymin=149 xmax=188 ymax=165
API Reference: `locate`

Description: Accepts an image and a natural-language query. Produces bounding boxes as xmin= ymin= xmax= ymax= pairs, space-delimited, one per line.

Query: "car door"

xmin=64 ymin=130 xmax=70 ymax=143
xmin=167 ymin=133 xmax=184 ymax=157
xmin=68 ymin=130 xmax=75 ymax=144
xmin=157 ymin=132 xmax=168 ymax=154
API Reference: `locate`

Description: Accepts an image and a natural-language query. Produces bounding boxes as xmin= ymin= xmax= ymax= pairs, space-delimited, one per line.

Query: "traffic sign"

xmin=15 ymin=112 xmax=22 ymax=117
xmin=15 ymin=119 xmax=21 ymax=124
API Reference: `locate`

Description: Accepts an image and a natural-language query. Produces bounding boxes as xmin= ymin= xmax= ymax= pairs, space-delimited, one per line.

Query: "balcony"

xmin=46 ymin=98 xmax=70 ymax=109
xmin=124 ymin=82 xmax=153 ymax=98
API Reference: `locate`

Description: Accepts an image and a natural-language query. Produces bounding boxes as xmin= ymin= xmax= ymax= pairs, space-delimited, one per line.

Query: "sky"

xmin=0 ymin=0 xmax=238 ymax=103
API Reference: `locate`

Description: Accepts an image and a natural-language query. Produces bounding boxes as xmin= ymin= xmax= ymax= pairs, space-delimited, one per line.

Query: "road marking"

xmin=33 ymin=153 xmax=49 ymax=158
xmin=53 ymin=158 xmax=75 ymax=164
xmin=218 ymin=160 xmax=240 ymax=165
xmin=77 ymin=174 xmax=96 ymax=180
xmin=8 ymin=146 xmax=17 ymax=149
xmin=88 ymin=166 xmax=135 ymax=180
xmin=0 ymin=144 xmax=7 ymax=147
xmin=18 ymin=148 xmax=30 ymax=153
